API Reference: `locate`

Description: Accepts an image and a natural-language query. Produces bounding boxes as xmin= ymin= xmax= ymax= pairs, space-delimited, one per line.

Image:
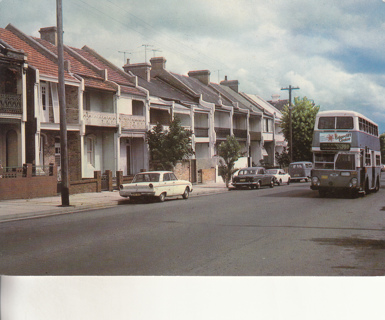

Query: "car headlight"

xmin=312 ymin=177 xmax=320 ymax=186
xmin=119 ymin=185 xmax=124 ymax=190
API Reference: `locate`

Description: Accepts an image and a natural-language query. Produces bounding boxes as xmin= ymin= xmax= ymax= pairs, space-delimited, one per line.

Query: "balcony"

xmin=119 ymin=114 xmax=146 ymax=130
xmin=233 ymin=129 xmax=247 ymax=139
xmin=194 ymin=127 xmax=209 ymax=137
xmin=83 ymin=110 xmax=117 ymax=127
xmin=249 ymin=131 xmax=261 ymax=141
xmin=0 ymin=94 xmax=22 ymax=114
xmin=215 ymin=127 xmax=230 ymax=139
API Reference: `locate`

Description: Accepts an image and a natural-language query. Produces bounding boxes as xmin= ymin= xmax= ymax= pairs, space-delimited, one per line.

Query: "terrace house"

xmin=0 ymin=38 xmax=28 ymax=168
xmin=124 ymin=57 xmax=217 ymax=179
xmin=0 ymin=24 xmax=82 ymax=181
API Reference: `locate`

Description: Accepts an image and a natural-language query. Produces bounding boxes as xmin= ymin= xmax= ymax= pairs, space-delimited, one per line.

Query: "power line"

xmin=66 ymin=0 xmax=230 ymax=72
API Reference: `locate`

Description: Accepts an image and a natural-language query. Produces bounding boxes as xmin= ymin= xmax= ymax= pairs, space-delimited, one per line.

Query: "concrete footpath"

xmin=0 ymin=182 xmax=228 ymax=223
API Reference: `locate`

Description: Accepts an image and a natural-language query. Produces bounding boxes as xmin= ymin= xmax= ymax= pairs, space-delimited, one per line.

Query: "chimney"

xmin=150 ymin=57 xmax=166 ymax=71
xmin=220 ymin=76 xmax=239 ymax=93
xmin=188 ymin=70 xmax=210 ymax=85
xmin=271 ymin=94 xmax=280 ymax=102
xmin=123 ymin=61 xmax=151 ymax=82
xmin=39 ymin=26 xmax=57 ymax=46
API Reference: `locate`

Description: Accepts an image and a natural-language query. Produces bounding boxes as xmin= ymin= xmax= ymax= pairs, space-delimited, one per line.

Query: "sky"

xmin=1 ymin=0 xmax=385 ymax=133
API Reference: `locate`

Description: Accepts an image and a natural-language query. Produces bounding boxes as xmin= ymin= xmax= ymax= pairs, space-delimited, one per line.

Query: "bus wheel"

xmin=374 ymin=178 xmax=380 ymax=193
xmin=365 ymin=179 xmax=370 ymax=194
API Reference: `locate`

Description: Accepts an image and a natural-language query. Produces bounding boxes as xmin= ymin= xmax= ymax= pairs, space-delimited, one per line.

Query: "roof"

xmin=73 ymin=46 xmax=146 ymax=97
xmin=210 ymin=82 xmax=263 ymax=115
xmin=242 ymin=93 xmax=283 ymax=119
xmin=137 ymin=76 xmax=197 ymax=102
xmin=0 ymin=25 xmax=79 ymax=83
xmin=169 ymin=72 xmax=234 ymax=107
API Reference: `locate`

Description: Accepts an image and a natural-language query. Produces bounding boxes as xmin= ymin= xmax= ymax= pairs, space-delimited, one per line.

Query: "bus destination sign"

xmin=320 ymin=143 xmax=351 ymax=151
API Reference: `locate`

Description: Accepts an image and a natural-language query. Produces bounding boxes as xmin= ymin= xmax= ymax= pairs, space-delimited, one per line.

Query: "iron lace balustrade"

xmin=233 ymin=129 xmax=247 ymax=139
xmin=0 ymin=94 xmax=22 ymax=114
xmin=214 ymin=127 xmax=231 ymax=138
xmin=194 ymin=127 xmax=209 ymax=137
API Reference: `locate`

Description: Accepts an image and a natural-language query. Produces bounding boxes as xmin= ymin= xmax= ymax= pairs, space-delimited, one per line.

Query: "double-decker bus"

xmin=310 ymin=110 xmax=381 ymax=197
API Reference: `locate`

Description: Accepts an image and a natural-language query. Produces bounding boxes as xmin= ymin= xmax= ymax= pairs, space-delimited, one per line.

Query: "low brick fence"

xmin=0 ymin=164 xmax=57 ymax=200
xmin=69 ymin=171 xmax=102 ymax=195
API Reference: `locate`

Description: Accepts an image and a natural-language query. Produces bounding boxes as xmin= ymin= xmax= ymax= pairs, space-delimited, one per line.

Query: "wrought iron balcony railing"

xmin=214 ymin=127 xmax=231 ymax=138
xmin=194 ymin=127 xmax=209 ymax=137
xmin=0 ymin=94 xmax=22 ymax=114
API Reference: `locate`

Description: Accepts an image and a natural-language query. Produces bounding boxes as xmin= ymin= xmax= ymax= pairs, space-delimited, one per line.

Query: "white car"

xmin=266 ymin=169 xmax=291 ymax=185
xmin=119 ymin=171 xmax=193 ymax=202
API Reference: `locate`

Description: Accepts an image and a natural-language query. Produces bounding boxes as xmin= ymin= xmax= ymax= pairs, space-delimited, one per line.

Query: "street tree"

xmin=275 ymin=147 xmax=290 ymax=168
xmin=146 ymin=117 xmax=194 ymax=170
xmin=217 ymin=135 xmax=243 ymax=187
xmin=281 ymin=97 xmax=319 ymax=162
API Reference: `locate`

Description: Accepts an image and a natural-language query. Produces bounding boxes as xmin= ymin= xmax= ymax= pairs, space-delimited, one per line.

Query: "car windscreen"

xmin=266 ymin=169 xmax=278 ymax=174
xmin=133 ymin=173 xmax=160 ymax=182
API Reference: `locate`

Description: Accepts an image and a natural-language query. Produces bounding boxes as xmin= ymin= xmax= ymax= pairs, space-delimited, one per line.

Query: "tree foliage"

xmin=281 ymin=97 xmax=319 ymax=162
xmin=146 ymin=117 xmax=194 ymax=170
xmin=275 ymin=147 xmax=290 ymax=168
xmin=217 ymin=135 xmax=243 ymax=187
xmin=380 ymin=133 xmax=385 ymax=164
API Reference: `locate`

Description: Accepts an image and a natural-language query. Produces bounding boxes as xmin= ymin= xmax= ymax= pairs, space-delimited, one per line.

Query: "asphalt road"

xmin=1 ymin=180 xmax=384 ymax=276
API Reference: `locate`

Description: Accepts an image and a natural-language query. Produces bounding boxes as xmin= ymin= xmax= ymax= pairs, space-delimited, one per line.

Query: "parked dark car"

xmin=231 ymin=167 xmax=275 ymax=189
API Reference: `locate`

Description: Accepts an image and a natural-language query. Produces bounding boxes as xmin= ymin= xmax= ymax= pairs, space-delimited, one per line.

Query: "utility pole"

xmin=57 ymin=0 xmax=70 ymax=206
xmin=281 ymin=85 xmax=299 ymax=163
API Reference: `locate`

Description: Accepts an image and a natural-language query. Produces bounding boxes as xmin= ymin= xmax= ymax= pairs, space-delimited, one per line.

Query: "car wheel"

xmin=287 ymin=178 xmax=290 ymax=185
xmin=270 ymin=179 xmax=274 ymax=188
xmin=158 ymin=192 xmax=166 ymax=202
xmin=255 ymin=181 xmax=261 ymax=189
xmin=182 ymin=187 xmax=189 ymax=199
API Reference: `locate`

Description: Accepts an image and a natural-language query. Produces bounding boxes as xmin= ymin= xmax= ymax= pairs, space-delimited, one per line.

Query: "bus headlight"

xmin=349 ymin=178 xmax=358 ymax=188
xmin=312 ymin=177 xmax=320 ymax=186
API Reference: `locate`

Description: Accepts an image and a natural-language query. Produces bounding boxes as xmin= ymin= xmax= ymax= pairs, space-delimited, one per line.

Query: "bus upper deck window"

xmin=336 ymin=117 xmax=353 ymax=129
xmin=318 ymin=117 xmax=335 ymax=129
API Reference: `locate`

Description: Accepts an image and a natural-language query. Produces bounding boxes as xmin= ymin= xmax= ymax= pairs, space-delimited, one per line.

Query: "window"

xmin=42 ymin=85 xmax=47 ymax=111
xmin=376 ymin=155 xmax=381 ymax=167
xmin=83 ymin=91 xmax=91 ymax=111
xmin=335 ymin=154 xmax=355 ymax=170
xmin=314 ymin=153 xmax=335 ymax=169
xmin=264 ymin=118 xmax=273 ymax=133
xmin=318 ymin=117 xmax=335 ymax=129
xmin=86 ymin=136 xmax=95 ymax=167
xmin=365 ymin=150 xmax=371 ymax=166
xmin=336 ymin=117 xmax=353 ymax=129
xmin=55 ymin=137 xmax=61 ymax=167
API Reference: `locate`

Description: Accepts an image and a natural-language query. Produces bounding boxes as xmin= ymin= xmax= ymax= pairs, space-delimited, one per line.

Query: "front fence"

xmin=0 ymin=164 xmax=57 ymax=200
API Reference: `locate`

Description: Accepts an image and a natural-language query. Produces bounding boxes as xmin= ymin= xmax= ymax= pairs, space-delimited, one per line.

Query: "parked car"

xmin=266 ymin=168 xmax=291 ymax=185
xmin=288 ymin=161 xmax=313 ymax=182
xmin=231 ymin=167 xmax=275 ymax=189
xmin=119 ymin=171 xmax=193 ymax=202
